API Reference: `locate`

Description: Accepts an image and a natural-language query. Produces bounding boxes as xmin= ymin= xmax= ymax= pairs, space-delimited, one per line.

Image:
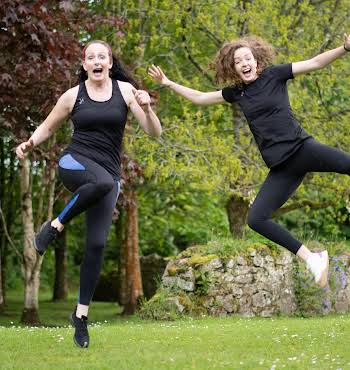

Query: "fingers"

xmin=15 ymin=140 xmax=34 ymax=160
xmin=133 ymin=89 xmax=151 ymax=106
xmin=148 ymin=65 xmax=164 ymax=79
xmin=16 ymin=143 xmax=26 ymax=160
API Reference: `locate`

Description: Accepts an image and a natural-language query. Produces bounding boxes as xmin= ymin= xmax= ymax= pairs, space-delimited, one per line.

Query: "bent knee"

xmin=247 ymin=210 xmax=265 ymax=231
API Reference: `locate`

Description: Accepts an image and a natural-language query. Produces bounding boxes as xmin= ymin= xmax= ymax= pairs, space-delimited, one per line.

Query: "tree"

xmin=102 ymin=0 xmax=350 ymax=241
xmin=0 ymin=0 xmax=124 ymax=324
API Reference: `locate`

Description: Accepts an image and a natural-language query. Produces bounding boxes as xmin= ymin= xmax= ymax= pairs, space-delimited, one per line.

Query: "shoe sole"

xmin=315 ymin=250 xmax=329 ymax=288
xmin=70 ymin=314 xmax=89 ymax=348
xmin=33 ymin=221 xmax=51 ymax=256
xmin=33 ymin=236 xmax=44 ymax=256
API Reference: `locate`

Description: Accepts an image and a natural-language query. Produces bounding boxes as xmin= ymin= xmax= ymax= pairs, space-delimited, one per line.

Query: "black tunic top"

xmin=65 ymin=79 xmax=128 ymax=179
xmin=222 ymin=63 xmax=311 ymax=168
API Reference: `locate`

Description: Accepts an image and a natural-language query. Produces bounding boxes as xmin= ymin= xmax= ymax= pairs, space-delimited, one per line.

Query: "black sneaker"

xmin=70 ymin=311 xmax=89 ymax=348
xmin=34 ymin=220 xmax=59 ymax=256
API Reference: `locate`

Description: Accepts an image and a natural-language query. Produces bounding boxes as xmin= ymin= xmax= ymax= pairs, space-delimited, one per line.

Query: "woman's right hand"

xmin=148 ymin=65 xmax=171 ymax=86
xmin=15 ymin=139 xmax=34 ymax=160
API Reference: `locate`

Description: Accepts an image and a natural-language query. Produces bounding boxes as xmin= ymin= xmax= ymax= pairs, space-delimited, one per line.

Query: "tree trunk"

xmin=0 ymin=136 xmax=5 ymax=309
xmin=226 ymin=194 xmax=250 ymax=238
xmin=20 ymin=158 xmax=42 ymax=325
xmin=53 ymin=228 xmax=68 ymax=301
xmin=0 ymin=145 xmax=17 ymax=308
xmin=0 ymin=248 xmax=3 ymax=311
xmin=119 ymin=190 xmax=143 ymax=315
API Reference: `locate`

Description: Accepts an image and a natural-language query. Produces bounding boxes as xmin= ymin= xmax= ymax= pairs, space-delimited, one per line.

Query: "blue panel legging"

xmin=58 ymin=152 xmax=120 ymax=305
xmin=247 ymin=138 xmax=350 ymax=254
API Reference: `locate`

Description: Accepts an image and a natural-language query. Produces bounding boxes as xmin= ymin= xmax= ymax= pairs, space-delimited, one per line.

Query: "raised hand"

xmin=344 ymin=33 xmax=350 ymax=51
xmin=148 ymin=65 xmax=171 ymax=86
xmin=15 ymin=139 xmax=34 ymax=160
xmin=132 ymin=88 xmax=151 ymax=111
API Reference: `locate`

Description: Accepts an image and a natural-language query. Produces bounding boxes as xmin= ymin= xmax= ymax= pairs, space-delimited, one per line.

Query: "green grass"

xmin=1 ymin=293 xmax=350 ymax=369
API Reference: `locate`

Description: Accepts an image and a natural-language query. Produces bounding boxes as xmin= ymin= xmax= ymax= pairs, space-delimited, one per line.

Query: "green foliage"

xmin=177 ymin=231 xmax=282 ymax=260
xmin=95 ymin=0 xmax=350 ymax=251
xmin=137 ymin=183 xmax=230 ymax=255
xmin=292 ymin=262 xmax=327 ymax=317
xmin=139 ymin=286 xmax=186 ymax=321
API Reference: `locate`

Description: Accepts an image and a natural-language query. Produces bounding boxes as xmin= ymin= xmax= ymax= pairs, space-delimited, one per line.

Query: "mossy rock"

xmin=187 ymin=253 xmax=218 ymax=267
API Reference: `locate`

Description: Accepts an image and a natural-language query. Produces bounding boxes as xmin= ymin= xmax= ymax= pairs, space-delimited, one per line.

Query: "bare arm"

xmin=292 ymin=33 xmax=350 ymax=76
xmin=16 ymin=87 xmax=77 ymax=159
xmin=148 ymin=65 xmax=225 ymax=105
xmin=119 ymin=81 xmax=162 ymax=137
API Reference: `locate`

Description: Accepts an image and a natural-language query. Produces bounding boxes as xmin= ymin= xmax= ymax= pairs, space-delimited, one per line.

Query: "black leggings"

xmin=57 ymin=153 xmax=120 ymax=305
xmin=247 ymin=138 xmax=350 ymax=254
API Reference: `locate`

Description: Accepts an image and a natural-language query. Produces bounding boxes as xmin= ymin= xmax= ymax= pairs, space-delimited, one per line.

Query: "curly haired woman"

xmin=149 ymin=34 xmax=350 ymax=288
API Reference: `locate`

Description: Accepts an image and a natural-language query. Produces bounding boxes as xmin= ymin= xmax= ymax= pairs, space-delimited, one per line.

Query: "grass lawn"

xmin=1 ymin=293 xmax=350 ymax=369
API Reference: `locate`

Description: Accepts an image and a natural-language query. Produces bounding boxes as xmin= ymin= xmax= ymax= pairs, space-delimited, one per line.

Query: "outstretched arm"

xmin=15 ymin=88 xmax=77 ymax=160
xmin=148 ymin=65 xmax=225 ymax=105
xmin=292 ymin=33 xmax=350 ymax=76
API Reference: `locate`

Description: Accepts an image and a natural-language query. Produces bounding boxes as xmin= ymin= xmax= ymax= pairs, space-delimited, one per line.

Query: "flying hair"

xmin=212 ymin=36 xmax=276 ymax=86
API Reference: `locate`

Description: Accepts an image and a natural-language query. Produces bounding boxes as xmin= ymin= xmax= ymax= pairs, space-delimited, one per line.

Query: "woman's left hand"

xmin=344 ymin=33 xmax=350 ymax=50
xmin=132 ymin=88 xmax=151 ymax=111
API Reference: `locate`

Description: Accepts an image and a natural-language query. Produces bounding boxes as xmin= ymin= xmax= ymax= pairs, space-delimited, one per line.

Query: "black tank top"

xmin=65 ymin=79 xmax=128 ymax=179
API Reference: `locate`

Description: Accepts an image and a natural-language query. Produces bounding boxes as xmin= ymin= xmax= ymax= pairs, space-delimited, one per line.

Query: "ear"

xmin=82 ymin=61 xmax=88 ymax=72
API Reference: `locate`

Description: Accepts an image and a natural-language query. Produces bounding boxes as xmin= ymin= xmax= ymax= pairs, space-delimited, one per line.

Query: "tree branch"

xmin=0 ymin=204 xmax=23 ymax=262
xmin=273 ymin=199 xmax=335 ymax=218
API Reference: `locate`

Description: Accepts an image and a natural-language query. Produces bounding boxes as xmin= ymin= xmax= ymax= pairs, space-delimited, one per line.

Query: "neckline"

xmin=83 ymin=79 xmax=114 ymax=103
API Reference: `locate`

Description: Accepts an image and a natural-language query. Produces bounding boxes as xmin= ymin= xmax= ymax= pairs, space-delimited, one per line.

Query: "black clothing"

xmin=58 ymin=153 xmax=120 ymax=304
xmin=58 ymin=153 xmax=117 ymax=224
xmin=65 ymin=80 xmax=128 ymax=180
xmin=34 ymin=221 xmax=59 ymax=256
xmin=222 ymin=64 xmax=311 ymax=168
xmin=70 ymin=310 xmax=89 ymax=348
xmin=247 ymin=139 xmax=350 ymax=254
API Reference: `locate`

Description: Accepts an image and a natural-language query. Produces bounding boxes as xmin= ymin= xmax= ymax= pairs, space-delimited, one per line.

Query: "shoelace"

xmin=76 ymin=316 xmax=88 ymax=335
xmin=49 ymin=228 xmax=59 ymax=239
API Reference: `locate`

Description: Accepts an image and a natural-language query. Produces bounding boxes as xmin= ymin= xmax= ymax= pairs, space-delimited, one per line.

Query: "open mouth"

xmin=242 ymin=68 xmax=252 ymax=77
xmin=93 ymin=67 xmax=103 ymax=76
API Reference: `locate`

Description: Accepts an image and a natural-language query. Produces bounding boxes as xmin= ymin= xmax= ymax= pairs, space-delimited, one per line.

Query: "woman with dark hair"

xmin=16 ymin=40 xmax=161 ymax=348
xmin=149 ymin=34 xmax=350 ymax=289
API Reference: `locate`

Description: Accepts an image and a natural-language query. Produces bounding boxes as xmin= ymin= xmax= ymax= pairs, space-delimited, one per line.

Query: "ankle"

xmin=296 ymin=244 xmax=312 ymax=262
xmin=76 ymin=304 xmax=89 ymax=319
xmin=51 ymin=219 xmax=64 ymax=232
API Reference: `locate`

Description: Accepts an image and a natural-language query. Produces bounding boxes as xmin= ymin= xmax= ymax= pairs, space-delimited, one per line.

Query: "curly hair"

xmin=212 ymin=36 xmax=276 ymax=86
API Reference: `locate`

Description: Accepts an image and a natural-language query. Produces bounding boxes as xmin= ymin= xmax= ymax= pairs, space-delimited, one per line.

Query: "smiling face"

xmin=83 ymin=43 xmax=112 ymax=82
xmin=233 ymin=47 xmax=258 ymax=84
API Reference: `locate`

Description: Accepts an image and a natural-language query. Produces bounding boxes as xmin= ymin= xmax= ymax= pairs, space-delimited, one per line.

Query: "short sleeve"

xmin=221 ymin=87 xmax=238 ymax=103
xmin=269 ymin=63 xmax=294 ymax=81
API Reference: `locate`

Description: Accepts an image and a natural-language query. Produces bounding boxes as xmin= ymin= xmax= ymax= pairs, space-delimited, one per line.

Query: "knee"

xmin=247 ymin=209 xmax=263 ymax=231
xmin=84 ymin=242 xmax=105 ymax=260
xmin=344 ymin=160 xmax=350 ymax=175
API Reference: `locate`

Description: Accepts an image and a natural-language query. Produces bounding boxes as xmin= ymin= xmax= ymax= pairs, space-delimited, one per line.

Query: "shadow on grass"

xmin=0 ymin=290 xmax=124 ymax=327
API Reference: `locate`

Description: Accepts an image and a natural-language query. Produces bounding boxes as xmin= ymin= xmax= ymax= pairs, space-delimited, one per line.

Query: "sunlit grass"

xmin=1 ymin=294 xmax=350 ymax=369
